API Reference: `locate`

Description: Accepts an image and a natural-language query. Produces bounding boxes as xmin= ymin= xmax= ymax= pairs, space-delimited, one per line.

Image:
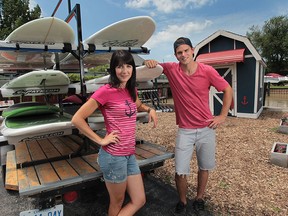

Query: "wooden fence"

xmin=269 ymin=88 xmax=288 ymax=94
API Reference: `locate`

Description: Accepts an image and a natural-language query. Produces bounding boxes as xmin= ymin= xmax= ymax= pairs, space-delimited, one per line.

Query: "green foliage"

xmin=88 ymin=64 xmax=109 ymax=73
xmin=68 ymin=73 xmax=107 ymax=83
xmin=270 ymin=84 xmax=288 ymax=89
xmin=247 ymin=15 xmax=288 ymax=75
xmin=67 ymin=73 xmax=80 ymax=82
xmin=0 ymin=0 xmax=41 ymax=39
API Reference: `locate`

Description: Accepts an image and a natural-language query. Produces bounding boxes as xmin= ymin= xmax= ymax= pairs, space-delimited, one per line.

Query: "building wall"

xmin=237 ymin=58 xmax=256 ymax=114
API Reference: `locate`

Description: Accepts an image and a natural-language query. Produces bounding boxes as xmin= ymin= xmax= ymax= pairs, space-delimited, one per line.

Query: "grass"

xmin=270 ymin=84 xmax=288 ymax=89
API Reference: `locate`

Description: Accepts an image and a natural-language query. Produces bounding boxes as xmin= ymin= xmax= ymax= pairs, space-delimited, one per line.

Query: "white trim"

xmin=209 ymin=86 xmax=216 ymax=113
xmin=232 ymin=64 xmax=237 ymax=116
xmin=259 ymin=64 xmax=264 ymax=108
xmin=245 ymin=54 xmax=254 ymax=58
xmin=260 ymin=65 xmax=264 ymax=88
xmin=209 ymin=65 xmax=235 ymax=116
xmin=237 ymin=106 xmax=263 ymax=119
xmin=254 ymin=61 xmax=259 ymax=113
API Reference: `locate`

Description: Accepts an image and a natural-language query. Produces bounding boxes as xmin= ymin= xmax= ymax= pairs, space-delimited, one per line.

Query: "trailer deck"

xmin=3 ymin=133 xmax=173 ymax=197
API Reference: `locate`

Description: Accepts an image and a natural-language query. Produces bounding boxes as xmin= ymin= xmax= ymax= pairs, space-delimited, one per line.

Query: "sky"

xmin=31 ymin=0 xmax=288 ymax=62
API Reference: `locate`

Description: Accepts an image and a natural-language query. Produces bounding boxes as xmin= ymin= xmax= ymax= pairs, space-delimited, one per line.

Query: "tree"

xmin=0 ymin=0 xmax=41 ymax=40
xmin=247 ymin=15 xmax=288 ymax=75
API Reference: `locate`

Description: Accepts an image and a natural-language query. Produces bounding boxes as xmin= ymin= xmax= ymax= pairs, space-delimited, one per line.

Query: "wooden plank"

xmin=17 ymin=166 xmax=40 ymax=192
xmin=69 ymin=135 xmax=98 ymax=151
xmin=26 ymin=140 xmax=47 ymax=161
xmin=0 ymin=145 xmax=14 ymax=165
xmin=68 ymin=157 xmax=96 ymax=176
xmin=135 ymin=147 xmax=155 ymax=159
xmin=38 ymin=138 xmax=61 ymax=158
xmin=136 ymin=144 xmax=165 ymax=155
xmin=34 ymin=163 xmax=60 ymax=184
xmin=135 ymin=154 xmax=145 ymax=160
xmin=58 ymin=136 xmax=80 ymax=152
xmin=15 ymin=141 xmax=31 ymax=165
xmin=68 ymin=134 xmax=85 ymax=145
xmin=81 ymin=154 xmax=100 ymax=171
xmin=51 ymin=160 xmax=79 ymax=180
xmin=5 ymin=150 xmax=18 ymax=190
xmin=48 ymin=137 xmax=75 ymax=155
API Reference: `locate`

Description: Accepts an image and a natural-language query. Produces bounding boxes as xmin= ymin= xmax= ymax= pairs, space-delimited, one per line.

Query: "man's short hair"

xmin=173 ymin=37 xmax=193 ymax=53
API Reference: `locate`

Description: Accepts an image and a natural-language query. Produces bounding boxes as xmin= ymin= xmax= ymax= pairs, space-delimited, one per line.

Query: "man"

xmin=144 ymin=37 xmax=233 ymax=215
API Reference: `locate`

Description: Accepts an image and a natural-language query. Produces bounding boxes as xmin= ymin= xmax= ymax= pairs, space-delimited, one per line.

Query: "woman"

xmin=71 ymin=50 xmax=157 ymax=216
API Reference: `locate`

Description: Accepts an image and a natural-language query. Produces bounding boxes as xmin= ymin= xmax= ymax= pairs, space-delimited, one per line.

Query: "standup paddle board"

xmin=2 ymin=17 xmax=75 ymax=66
xmin=88 ymin=111 xmax=149 ymax=131
xmin=61 ymin=16 xmax=156 ymax=68
xmin=69 ymin=65 xmax=163 ymax=94
xmin=2 ymin=102 xmax=60 ymax=118
xmin=1 ymin=113 xmax=73 ymax=144
xmin=136 ymin=65 xmax=163 ymax=82
xmin=0 ymin=102 xmax=72 ymax=145
xmin=0 ymin=70 xmax=70 ymax=97
xmin=5 ymin=17 xmax=75 ymax=44
xmin=87 ymin=65 xmax=163 ymax=84
xmin=84 ymin=16 xmax=155 ymax=48
xmin=0 ymin=48 xmax=66 ymax=71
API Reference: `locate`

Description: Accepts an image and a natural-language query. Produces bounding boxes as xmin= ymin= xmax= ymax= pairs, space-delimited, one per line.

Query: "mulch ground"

xmin=136 ymin=109 xmax=288 ymax=216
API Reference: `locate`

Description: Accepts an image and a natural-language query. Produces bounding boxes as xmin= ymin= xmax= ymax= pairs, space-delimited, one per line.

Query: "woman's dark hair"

xmin=109 ymin=50 xmax=137 ymax=101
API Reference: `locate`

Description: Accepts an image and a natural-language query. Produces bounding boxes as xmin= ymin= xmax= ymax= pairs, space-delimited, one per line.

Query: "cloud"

xmin=125 ymin=0 xmax=216 ymax=13
xmin=145 ymin=20 xmax=212 ymax=48
xmin=29 ymin=0 xmax=37 ymax=9
xmin=125 ymin=0 xmax=151 ymax=8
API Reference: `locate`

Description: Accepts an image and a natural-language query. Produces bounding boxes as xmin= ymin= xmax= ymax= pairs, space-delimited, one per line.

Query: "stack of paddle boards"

xmin=0 ymin=102 xmax=73 ymax=145
xmin=0 ymin=15 xmax=162 ymax=145
xmin=0 ymin=70 xmax=74 ymax=145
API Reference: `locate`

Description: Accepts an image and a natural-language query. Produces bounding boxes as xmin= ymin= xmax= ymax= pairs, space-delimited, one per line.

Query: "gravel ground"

xmin=0 ymin=180 xmax=35 ymax=215
xmin=136 ymin=108 xmax=288 ymax=216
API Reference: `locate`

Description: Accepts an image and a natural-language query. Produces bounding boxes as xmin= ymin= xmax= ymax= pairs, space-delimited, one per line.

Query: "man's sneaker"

xmin=173 ymin=201 xmax=187 ymax=215
xmin=192 ymin=199 xmax=206 ymax=215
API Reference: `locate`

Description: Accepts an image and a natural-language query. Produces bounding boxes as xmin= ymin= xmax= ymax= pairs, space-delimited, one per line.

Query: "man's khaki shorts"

xmin=175 ymin=127 xmax=216 ymax=175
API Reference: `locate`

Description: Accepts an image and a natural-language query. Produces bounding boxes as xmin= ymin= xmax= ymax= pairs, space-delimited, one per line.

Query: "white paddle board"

xmin=84 ymin=16 xmax=155 ymax=48
xmin=88 ymin=65 xmax=163 ymax=84
xmin=2 ymin=17 xmax=75 ymax=67
xmin=60 ymin=16 xmax=156 ymax=68
xmin=69 ymin=65 xmax=162 ymax=94
xmin=0 ymin=48 xmax=67 ymax=70
xmin=0 ymin=70 xmax=70 ymax=97
xmin=0 ymin=113 xmax=73 ymax=144
xmin=136 ymin=65 xmax=163 ymax=82
xmin=1 ymin=51 xmax=41 ymax=62
xmin=88 ymin=112 xmax=149 ymax=131
xmin=5 ymin=17 xmax=75 ymax=44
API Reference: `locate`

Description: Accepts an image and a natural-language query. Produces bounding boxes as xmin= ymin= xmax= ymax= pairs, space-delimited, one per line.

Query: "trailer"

xmin=0 ymin=131 xmax=173 ymax=213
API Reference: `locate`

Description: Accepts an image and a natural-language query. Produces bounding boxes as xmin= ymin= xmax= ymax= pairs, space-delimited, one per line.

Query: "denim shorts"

xmin=98 ymin=148 xmax=141 ymax=183
xmin=175 ymin=127 xmax=216 ymax=175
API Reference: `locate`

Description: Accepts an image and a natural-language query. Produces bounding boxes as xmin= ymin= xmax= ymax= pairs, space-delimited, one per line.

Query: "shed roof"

xmin=196 ymin=48 xmax=245 ymax=65
xmin=194 ymin=30 xmax=266 ymax=67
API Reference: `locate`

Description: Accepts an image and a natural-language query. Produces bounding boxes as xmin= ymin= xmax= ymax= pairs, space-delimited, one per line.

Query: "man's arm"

xmin=219 ymin=85 xmax=233 ymax=118
xmin=143 ymin=59 xmax=159 ymax=68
